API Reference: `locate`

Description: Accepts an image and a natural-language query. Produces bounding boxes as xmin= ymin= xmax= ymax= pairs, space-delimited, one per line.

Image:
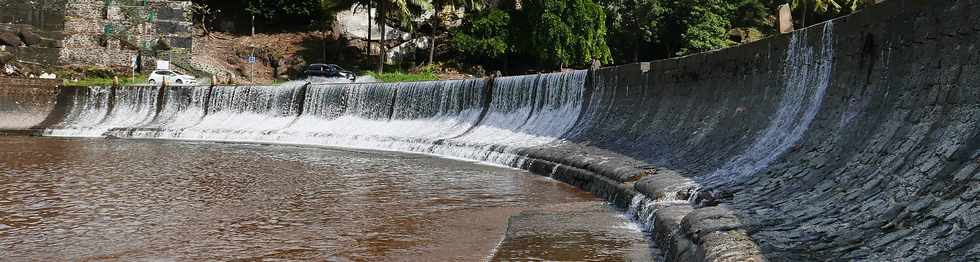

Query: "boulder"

xmin=0 ymin=31 xmax=23 ymax=47
xmin=17 ymin=30 xmax=41 ymax=47
xmin=3 ymin=64 xmax=15 ymax=75
xmin=0 ymin=51 xmax=14 ymax=64
xmin=155 ymin=38 xmax=172 ymax=51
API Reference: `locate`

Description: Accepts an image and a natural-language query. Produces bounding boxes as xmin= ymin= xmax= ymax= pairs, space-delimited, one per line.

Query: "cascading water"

xmin=108 ymin=86 xmax=212 ymax=138
xmin=699 ymin=22 xmax=835 ymax=187
xmin=174 ymin=82 xmax=306 ymax=141
xmin=274 ymin=79 xmax=487 ymax=152
xmin=433 ymin=71 xmax=588 ymax=166
xmin=49 ymin=71 xmax=588 ymax=169
xmin=45 ymin=86 xmax=162 ymax=137
xmin=147 ymin=86 xmax=211 ymax=129
xmin=42 ymin=87 xmax=112 ymax=136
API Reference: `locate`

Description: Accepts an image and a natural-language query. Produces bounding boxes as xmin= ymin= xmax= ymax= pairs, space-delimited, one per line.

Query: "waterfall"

xmin=174 ymin=82 xmax=306 ymax=142
xmin=700 ymin=22 xmax=835 ymax=187
xmin=275 ymin=79 xmax=487 ymax=152
xmin=435 ymin=71 xmax=587 ymax=165
xmin=45 ymin=86 xmax=132 ymax=137
xmin=44 ymin=70 xmax=588 ymax=168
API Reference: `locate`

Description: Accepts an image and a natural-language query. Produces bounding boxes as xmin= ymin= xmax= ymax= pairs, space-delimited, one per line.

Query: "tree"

xmin=315 ymin=0 xmax=432 ymax=71
xmin=375 ymin=0 xmax=433 ymax=72
xmin=243 ymin=0 xmax=328 ymax=30
xmin=793 ymin=0 xmax=873 ymax=27
xmin=668 ymin=0 xmax=737 ymax=56
xmin=598 ymin=0 xmax=666 ymax=63
xmin=451 ymin=9 xmax=510 ymax=66
xmin=190 ymin=3 xmax=217 ymax=37
xmin=515 ymin=0 xmax=612 ymax=69
xmin=429 ymin=0 xmax=484 ymax=65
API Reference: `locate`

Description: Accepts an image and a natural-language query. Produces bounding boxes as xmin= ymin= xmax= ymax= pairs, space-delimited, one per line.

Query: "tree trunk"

xmin=633 ymin=39 xmax=639 ymax=63
xmin=410 ymin=27 xmax=416 ymax=67
xmin=367 ymin=0 xmax=372 ymax=56
xmin=378 ymin=0 xmax=386 ymax=73
xmin=428 ymin=14 xmax=437 ymax=65
xmin=322 ymin=27 xmax=328 ymax=63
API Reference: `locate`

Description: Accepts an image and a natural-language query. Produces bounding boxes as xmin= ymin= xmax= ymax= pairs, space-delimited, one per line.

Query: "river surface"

xmin=0 ymin=137 xmax=653 ymax=261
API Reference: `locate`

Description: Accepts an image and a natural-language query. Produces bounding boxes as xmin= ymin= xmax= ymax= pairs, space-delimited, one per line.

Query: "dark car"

xmin=304 ymin=64 xmax=356 ymax=81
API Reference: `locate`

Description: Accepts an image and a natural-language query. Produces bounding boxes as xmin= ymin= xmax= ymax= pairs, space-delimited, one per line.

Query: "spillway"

xmin=2 ymin=0 xmax=979 ymax=260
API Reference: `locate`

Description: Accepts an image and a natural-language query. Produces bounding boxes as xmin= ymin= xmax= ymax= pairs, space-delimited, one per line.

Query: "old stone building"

xmin=0 ymin=0 xmax=193 ymax=71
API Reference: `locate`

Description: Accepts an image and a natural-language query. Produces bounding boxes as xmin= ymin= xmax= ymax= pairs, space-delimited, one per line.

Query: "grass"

xmin=363 ymin=67 xmax=439 ymax=83
xmin=64 ymin=74 xmax=150 ymax=86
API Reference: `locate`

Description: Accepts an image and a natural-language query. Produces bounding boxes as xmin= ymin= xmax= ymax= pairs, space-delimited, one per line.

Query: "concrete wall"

xmin=532 ymin=0 xmax=979 ymax=260
xmin=0 ymin=77 xmax=61 ymax=129
xmin=0 ymin=0 xmax=978 ymax=261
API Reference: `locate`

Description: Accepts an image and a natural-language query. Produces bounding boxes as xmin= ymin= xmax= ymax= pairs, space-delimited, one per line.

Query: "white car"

xmin=148 ymin=70 xmax=197 ymax=85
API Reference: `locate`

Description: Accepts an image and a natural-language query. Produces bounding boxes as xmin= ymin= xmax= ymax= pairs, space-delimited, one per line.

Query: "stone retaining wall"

xmin=0 ymin=0 xmax=192 ymax=69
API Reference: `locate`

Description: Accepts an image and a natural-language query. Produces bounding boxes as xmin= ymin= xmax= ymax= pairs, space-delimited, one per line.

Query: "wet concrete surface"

xmin=492 ymin=202 xmax=657 ymax=261
xmin=0 ymin=137 xmax=653 ymax=261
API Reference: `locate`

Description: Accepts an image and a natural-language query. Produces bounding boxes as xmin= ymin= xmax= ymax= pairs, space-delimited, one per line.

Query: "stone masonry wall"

xmin=0 ymin=0 xmax=68 ymax=66
xmin=61 ymin=0 xmax=193 ymax=68
xmin=59 ymin=0 xmax=193 ymax=69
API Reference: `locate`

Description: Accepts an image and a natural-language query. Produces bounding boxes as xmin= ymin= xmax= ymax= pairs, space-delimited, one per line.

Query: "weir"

xmin=1 ymin=0 xmax=979 ymax=260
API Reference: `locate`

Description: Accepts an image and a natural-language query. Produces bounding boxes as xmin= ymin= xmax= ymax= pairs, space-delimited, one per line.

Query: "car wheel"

xmin=149 ymin=79 xmax=157 ymax=85
xmin=176 ymin=79 xmax=183 ymax=85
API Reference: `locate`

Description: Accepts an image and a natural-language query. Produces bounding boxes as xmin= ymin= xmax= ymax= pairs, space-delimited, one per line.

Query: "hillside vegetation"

xmin=188 ymin=0 xmax=875 ymax=80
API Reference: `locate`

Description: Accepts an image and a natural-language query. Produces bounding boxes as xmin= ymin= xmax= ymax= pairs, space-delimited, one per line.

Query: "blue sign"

xmin=248 ymin=56 xmax=256 ymax=64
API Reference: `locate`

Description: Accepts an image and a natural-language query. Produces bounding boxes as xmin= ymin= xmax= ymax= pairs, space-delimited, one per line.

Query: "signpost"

xmin=131 ymin=55 xmax=137 ymax=83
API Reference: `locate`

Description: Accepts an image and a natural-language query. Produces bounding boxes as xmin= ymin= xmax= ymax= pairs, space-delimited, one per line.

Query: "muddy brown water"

xmin=0 ymin=137 xmax=654 ymax=261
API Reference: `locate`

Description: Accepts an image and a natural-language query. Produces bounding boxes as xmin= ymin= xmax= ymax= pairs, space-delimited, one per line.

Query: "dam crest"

xmin=2 ymin=0 xmax=979 ymax=260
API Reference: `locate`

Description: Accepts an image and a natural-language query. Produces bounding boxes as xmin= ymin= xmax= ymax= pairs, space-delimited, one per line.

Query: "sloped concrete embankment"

xmin=0 ymin=77 xmax=63 ymax=133
xmin=0 ymin=0 xmax=978 ymax=261
xmin=523 ymin=0 xmax=979 ymax=261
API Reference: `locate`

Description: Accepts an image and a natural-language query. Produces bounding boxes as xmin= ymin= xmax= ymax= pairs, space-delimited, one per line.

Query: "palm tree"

xmin=377 ymin=0 xmax=433 ymax=73
xmin=320 ymin=0 xmax=432 ymax=72
xmin=320 ymin=0 xmax=372 ymax=60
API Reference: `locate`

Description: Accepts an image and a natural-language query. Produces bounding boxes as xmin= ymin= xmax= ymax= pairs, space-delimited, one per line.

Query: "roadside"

xmin=191 ymin=31 xmax=474 ymax=85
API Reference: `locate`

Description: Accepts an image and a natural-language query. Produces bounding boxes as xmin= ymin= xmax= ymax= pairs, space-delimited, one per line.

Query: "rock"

xmin=155 ymin=38 xmax=172 ymax=51
xmin=0 ymin=51 xmax=14 ymax=64
xmin=17 ymin=30 xmax=41 ymax=47
xmin=0 ymin=31 xmax=23 ymax=47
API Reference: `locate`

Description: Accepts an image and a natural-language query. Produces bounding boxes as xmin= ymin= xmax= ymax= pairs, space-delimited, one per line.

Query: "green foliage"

xmin=730 ymin=0 xmax=773 ymax=29
xmin=65 ymin=74 xmax=151 ymax=87
xmin=792 ymin=0 xmax=872 ymax=26
xmin=451 ymin=9 xmax=510 ymax=63
xmin=189 ymin=0 xmax=879 ymax=72
xmin=597 ymin=0 xmax=666 ymax=62
xmin=364 ymin=68 xmax=439 ymax=82
xmin=244 ymin=0 xmax=327 ymax=26
xmin=516 ymin=0 xmax=612 ymax=68
xmin=793 ymin=0 xmax=866 ymax=16
xmin=669 ymin=0 xmax=737 ymax=55
xmin=386 ymin=0 xmax=434 ymax=28
xmin=82 ymin=67 xmax=118 ymax=79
